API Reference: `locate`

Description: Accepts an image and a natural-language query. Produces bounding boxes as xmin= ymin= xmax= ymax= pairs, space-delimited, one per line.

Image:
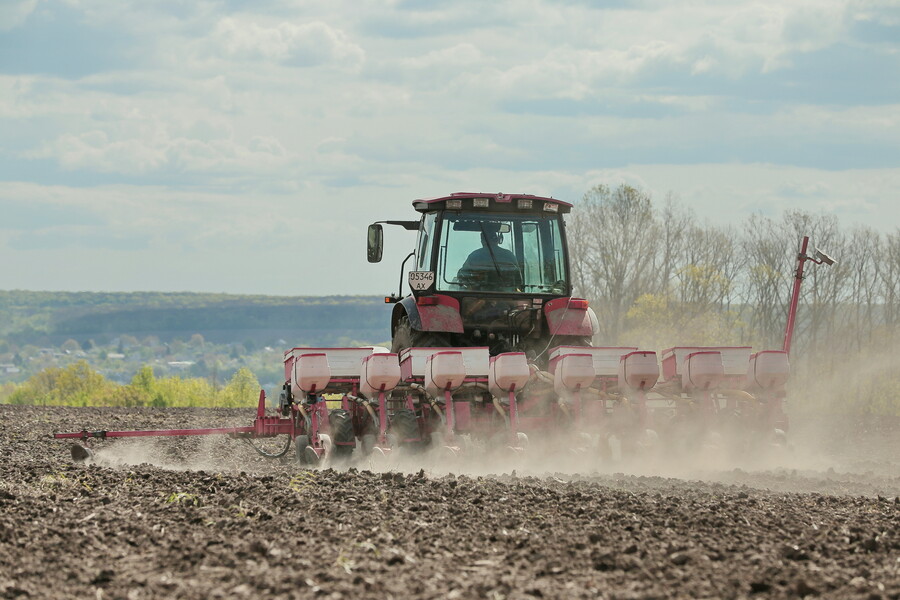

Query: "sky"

xmin=1 ymin=0 xmax=898 ymax=296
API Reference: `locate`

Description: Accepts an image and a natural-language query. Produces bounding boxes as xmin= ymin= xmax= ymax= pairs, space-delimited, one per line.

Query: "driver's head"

xmin=481 ymin=223 xmax=502 ymax=247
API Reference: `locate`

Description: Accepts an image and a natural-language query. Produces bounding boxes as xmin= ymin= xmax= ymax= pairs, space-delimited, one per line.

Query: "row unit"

xmin=283 ymin=345 xmax=661 ymax=401
xmin=286 ymin=347 xmax=531 ymax=400
xmin=550 ymin=346 xmax=789 ymax=392
xmin=283 ymin=344 xmax=790 ymax=400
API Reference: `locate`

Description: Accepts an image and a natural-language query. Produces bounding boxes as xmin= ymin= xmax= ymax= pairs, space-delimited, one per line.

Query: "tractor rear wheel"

xmin=391 ymin=315 xmax=451 ymax=353
xmin=328 ymin=409 xmax=355 ymax=459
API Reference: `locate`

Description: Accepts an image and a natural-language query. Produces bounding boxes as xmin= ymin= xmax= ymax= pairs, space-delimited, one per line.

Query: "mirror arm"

xmin=379 ymin=220 xmax=420 ymax=231
xmin=397 ymin=252 xmax=415 ymax=299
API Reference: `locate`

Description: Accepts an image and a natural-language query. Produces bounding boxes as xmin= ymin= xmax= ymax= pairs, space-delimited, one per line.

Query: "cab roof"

xmin=413 ymin=192 xmax=572 ymax=214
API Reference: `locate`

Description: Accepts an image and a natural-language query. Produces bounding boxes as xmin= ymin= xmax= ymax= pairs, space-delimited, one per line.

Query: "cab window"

xmin=436 ymin=212 xmax=566 ymax=294
xmin=416 ymin=212 xmax=437 ymax=271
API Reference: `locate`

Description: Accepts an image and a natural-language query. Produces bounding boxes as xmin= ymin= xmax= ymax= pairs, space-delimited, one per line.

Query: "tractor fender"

xmin=393 ymin=295 xmax=465 ymax=334
xmin=544 ymin=297 xmax=599 ymax=337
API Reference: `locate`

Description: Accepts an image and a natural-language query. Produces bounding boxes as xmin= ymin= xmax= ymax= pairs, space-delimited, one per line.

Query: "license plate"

xmin=408 ymin=271 xmax=435 ymax=291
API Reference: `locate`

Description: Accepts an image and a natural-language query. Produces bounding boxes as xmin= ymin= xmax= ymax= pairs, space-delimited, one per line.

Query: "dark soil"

xmin=0 ymin=405 xmax=898 ymax=599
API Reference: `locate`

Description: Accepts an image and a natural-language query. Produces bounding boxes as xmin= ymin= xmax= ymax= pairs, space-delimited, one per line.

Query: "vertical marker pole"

xmin=783 ymin=236 xmax=810 ymax=356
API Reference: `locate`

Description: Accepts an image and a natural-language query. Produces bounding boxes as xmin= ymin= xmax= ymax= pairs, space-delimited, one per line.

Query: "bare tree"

xmin=738 ymin=214 xmax=792 ymax=348
xmin=568 ymin=184 xmax=660 ymax=342
xmin=842 ymin=226 xmax=880 ymax=354
xmin=567 ymin=183 xmax=898 ymax=414
xmin=655 ymin=195 xmax=693 ymax=299
xmin=676 ymin=224 xmax=741 ymax=310
xmin=876 ymin=230 xmax=900 ymax=342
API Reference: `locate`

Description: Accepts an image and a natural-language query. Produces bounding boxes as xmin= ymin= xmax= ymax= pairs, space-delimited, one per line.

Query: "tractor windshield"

xmin=436 ymin=212 xmax=567 ymax=294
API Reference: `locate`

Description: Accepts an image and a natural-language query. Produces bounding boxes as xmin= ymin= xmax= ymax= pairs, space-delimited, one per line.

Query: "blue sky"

xmin=1 ymin=0 xmax=898 ymax=295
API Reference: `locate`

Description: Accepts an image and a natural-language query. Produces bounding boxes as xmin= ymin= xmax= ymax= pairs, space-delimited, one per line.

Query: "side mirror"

xmin=367 ymin=223 xmax=383 ymax=263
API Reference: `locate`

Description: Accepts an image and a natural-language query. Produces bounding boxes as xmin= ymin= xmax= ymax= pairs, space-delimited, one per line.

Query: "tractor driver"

xmin=456 ymin=223 xmax=522 ymax=291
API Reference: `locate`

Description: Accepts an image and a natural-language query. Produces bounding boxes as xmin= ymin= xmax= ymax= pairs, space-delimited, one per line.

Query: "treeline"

xmin=50 ymin=304 xmax=385 ymax=337
xmin=569 ymin=184 xmax=900 ymax=415
xmin=3 ymin=361 xmax=261 ymax=408
xmin=0 ymin=291 xmax=389 ymax=345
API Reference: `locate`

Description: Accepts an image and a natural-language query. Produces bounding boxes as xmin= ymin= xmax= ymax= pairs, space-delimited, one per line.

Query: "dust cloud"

xmin=88 ymin=405 xmax=899 ymax=499
xmin=86 ymin=338 xmax=899 ymax=498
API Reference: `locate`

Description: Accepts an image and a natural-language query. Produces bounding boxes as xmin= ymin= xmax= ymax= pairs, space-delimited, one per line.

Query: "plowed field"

xmin=1 ymin=405 xmax=898 ymax=599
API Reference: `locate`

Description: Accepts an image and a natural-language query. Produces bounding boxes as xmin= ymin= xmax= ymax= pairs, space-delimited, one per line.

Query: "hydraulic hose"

xmin=718 ymin=389 xmax=761 ymax=406
xmin=492 ymin=397 xmax=508 ymax=421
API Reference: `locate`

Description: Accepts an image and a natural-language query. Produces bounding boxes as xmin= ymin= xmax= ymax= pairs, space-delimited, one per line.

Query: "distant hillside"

xmin=0 ymin=290 xmax=391 ymax=347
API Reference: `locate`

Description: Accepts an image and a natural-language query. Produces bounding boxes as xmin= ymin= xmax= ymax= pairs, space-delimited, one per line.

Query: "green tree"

xmin=115 ymin=385 xmax=150 ymax=408
xmin=154 ymin=376 xmax=216 ymax=407
xmin=0 ymin=382 xmax=17 ymax=404
xmin=53 ymin=361 xmax=113 ymax=406
xmin=9 ymin=361 xmax=111 ymax=406
xmin=131 ymin=365 xmax=156 ymax=392
xmin=8 ymin=366 xmax=63 ymax=405
xmin=218 ymin=367 xmax=260 ymax=408
xmin=122 ymin=365 xmax=157 ymax=406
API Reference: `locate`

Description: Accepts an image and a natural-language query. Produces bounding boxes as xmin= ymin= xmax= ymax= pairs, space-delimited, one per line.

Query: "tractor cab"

xmin=369 ymin=193 xmax=597 ymax=359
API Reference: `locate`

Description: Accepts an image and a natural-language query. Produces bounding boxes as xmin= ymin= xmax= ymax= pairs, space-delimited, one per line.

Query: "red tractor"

xmin=367 ymin=192 xmax=598 ymax=361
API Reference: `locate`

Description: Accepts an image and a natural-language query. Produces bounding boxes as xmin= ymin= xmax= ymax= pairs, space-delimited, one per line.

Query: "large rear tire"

xmin=328 ymin=409 xmax=355 ymax=459
xmin=391 ymin=315 xmax=451 ymax=353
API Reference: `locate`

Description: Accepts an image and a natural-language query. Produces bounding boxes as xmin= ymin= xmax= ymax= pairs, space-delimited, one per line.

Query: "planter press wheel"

xmin=294 ymin=435 xmax=310 ymax=464
xmin=70 ymin=444 xmax=94 ymax=463
xmin=293 ymin=434 xmax=332 ymax=465
xmin=300 ymin=434 xmax=333 ymax=466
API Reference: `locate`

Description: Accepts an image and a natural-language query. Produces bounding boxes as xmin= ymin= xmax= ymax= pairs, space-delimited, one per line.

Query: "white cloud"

xmin=397 ymin=43 xmax=483 ymax=69
xmin=852 ymin=0 xmax=900 ymax=26
xmin=1 ymin=0 xmax=898 ymax=293
xmin=489 ymin=43 xmax=677 ymax=101
xmin=38 ymin=130 xmax=168 ymax=174
xmin=29 ymin=126 xmax=292 ymax=176
xmin=0 ymin=0 xmax=38 ymax=32
xmin=208 ymin=17 xmax=365 ymax=69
